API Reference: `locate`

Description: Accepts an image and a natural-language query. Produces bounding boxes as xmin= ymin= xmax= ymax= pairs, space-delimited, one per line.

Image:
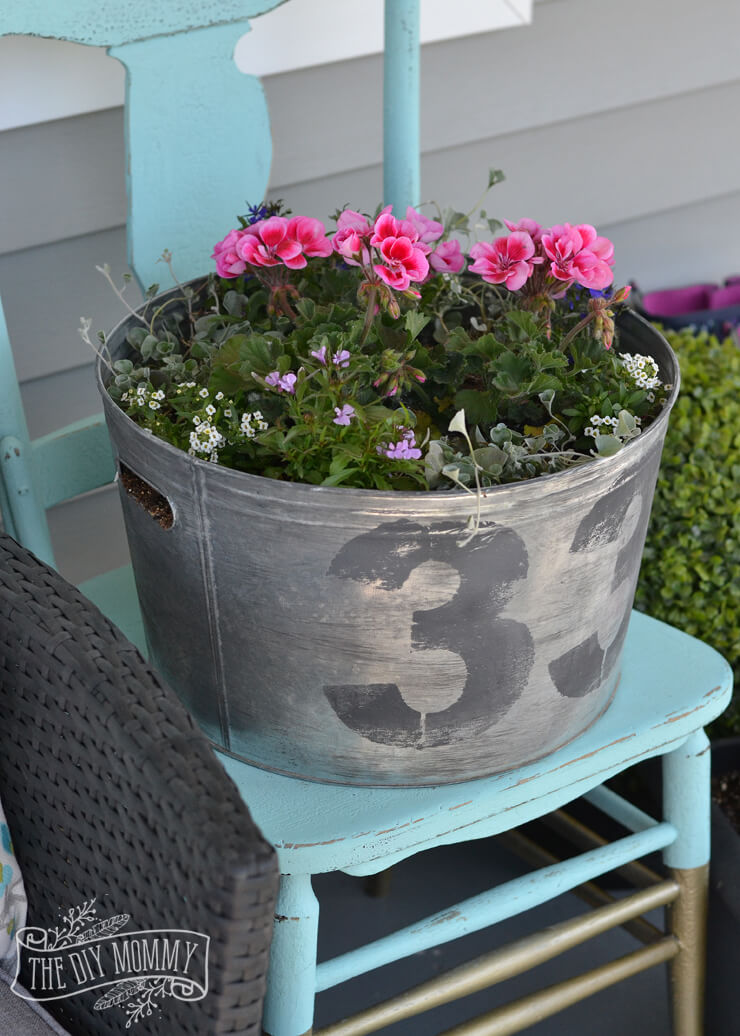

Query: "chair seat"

xmin=78 ymin=563 xmax=147 ymax=653
xmin=80 ymin=570 xmax=732 ymax=877
xmin=219 ymin=611 xmax=731 ymax=876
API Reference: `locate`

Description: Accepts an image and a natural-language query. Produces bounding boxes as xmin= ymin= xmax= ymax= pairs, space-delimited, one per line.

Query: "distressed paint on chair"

xmin=0 ymin=6 xmax=730 ymax=1035
xmin=216 ymin=611 xmax=733 ymax=1036
xmin=218 ymin=613 xmax=731 ymax=878
xmin=313 ymin=824 xmax=677 ymax=993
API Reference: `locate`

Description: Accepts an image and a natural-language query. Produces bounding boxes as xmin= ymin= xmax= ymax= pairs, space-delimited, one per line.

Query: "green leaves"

xmin=109 ymin=237 xmax=672 ymax=515
xmin=210 ymin=333 xmax=284 ymax=394
xmin=453 ymin=389 xmax=495 ymax=426
xmin=491 ymin=351 xmax=534 ymax=394
xmin=633 ymin=326 xmax=740 ymax=735
xmin=404 ymin=309 xmax=430 ymax=343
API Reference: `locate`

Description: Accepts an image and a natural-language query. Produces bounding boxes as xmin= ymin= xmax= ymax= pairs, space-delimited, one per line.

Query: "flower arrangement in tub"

xmin=92 ymin=185 xmax=669 ymax=494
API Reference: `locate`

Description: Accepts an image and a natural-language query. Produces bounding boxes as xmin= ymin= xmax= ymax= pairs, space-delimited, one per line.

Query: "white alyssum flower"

xmin=619 ymin=352 xmax=662 ymax=390
xmin=239 ymin=410 xmax=269 ymax=439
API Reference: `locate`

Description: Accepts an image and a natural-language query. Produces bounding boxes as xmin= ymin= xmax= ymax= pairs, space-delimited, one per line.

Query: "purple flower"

xmin=333 ymin=349 xmax=351 ymax=368
xmin=266 ymin=370 xmax=297 ymax=394
xmin=378 ymin=428 xmax=422 ymax=460
xmin=311 ymin=345 xmax=328 ymax=365
xmin=333 ymin=404 xmax=355 ymax=426
xmin=244 ymin=202 xmax=272 ymax=225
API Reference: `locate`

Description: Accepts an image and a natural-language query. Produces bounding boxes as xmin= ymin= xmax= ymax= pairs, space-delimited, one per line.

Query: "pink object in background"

xmin=641 ymin=284 xmax=716 ymax=317
xmin=709 ymin=283 xmax=740 ymax=309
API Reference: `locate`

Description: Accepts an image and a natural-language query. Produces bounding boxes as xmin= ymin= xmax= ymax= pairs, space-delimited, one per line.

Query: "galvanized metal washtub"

xmin=98 ymin=296 xmax=679 ymax=786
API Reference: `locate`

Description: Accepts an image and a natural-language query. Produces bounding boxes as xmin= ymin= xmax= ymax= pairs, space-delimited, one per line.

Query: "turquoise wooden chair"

xmin=0 ymin=4 xmax=733 ymax=1035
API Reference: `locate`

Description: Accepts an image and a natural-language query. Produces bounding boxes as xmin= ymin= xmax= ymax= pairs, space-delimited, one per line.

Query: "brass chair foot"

xmin=668 ymin=864 xmax=709 ymax=1036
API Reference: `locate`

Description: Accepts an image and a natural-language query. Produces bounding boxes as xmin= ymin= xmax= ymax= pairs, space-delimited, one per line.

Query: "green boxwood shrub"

xmin=634 ymin=325 xmax=740 ymax=734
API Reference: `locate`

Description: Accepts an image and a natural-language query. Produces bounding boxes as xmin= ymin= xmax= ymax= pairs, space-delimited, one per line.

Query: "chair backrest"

xmin=0 ymin=1 xmax=421 ymax=567
xmin=0 ymin=0 xmax=289 ymax=565
xmin=0 ymin=532 xmax=278 ymax=1035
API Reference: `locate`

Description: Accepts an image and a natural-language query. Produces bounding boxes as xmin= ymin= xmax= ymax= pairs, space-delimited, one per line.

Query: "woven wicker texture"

xmin=0 ymin=534 xmax=278 ymax=1035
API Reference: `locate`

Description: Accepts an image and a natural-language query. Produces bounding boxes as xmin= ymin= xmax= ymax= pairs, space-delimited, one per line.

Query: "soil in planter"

xmin=119 ymin=464 xmax=174 ymax=529
xmin=712 ymin=769 xmax=740 ymax=833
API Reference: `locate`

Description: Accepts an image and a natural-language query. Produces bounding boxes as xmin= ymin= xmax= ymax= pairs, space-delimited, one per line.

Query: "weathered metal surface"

xmin=99 ymin=299 xmax=680 ymax=785
xmin=211 ymin=613 xmax=732 ymax=877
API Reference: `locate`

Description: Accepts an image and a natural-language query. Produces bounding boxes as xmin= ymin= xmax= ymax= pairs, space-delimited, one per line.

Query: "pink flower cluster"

xmin=469 ymin=220 xmax=615 ymax=293
xmin=212 ymin=216 xmax=332 ymax=278
xmin=212 ymin=209 xmax=614 ymax=301
xmin=333 ymin=206 xmax=465 ymax=290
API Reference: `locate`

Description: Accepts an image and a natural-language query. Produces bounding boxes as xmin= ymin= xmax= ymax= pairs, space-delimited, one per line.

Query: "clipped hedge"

xmin=634 ymin=325 xmax=740 ymax=733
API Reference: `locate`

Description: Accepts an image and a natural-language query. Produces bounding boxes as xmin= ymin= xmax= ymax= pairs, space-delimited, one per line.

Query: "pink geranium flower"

xmin=504 ymin=218 xmax=543 ymax=243
xmin=405 ymin=207 xmax=444 ymax=250
xmin=288 ymin=216 xmax=333 ymax=258
xmin=469 ymin=232 xmax=540 ymax=291
xmin=235 ymin=215 xmax=331 ymax=271
xmin=332 ymin=207 xmax=389 ymax=265
xmin=541 ymin=223 xmax=614 ymax=290
xmin=211 ymin=228 xmax=249 ymax=278
xmin=429 ymin=239 xmax=465 ymax=274
xmin=370 ymin=213 xmax=429 ymax=291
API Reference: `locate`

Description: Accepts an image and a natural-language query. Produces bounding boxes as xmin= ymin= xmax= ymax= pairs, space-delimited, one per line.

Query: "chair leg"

xmin=667 ymin=865 xmax=709 ymax=1036
xmin=263 ymin=873 xmax=319 ymax=1036
xmin=662 ymin=730 xmax=711 ymax=1036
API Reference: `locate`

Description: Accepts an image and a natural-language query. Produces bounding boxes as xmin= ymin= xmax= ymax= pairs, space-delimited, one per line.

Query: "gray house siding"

xmin=1 ymin=0 xmax=738 ymax=578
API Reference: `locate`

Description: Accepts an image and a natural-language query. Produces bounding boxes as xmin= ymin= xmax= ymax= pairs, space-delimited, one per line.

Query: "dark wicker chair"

xmin=0 ymin=532 xmax=278 ymax=1035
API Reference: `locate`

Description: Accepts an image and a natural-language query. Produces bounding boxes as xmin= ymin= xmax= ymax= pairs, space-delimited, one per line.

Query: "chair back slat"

xmin=110 ymin=22 xmax=273 ymax=289
xmin=0 ymin=4 xmax=281 ymax=541
xmin=0 ymin=298 xmax=53 ymax=552
xmin=0 ymin=0 xmax=424 ymax=549
xmin=32 ymin=414 xmax=116 ymax=510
